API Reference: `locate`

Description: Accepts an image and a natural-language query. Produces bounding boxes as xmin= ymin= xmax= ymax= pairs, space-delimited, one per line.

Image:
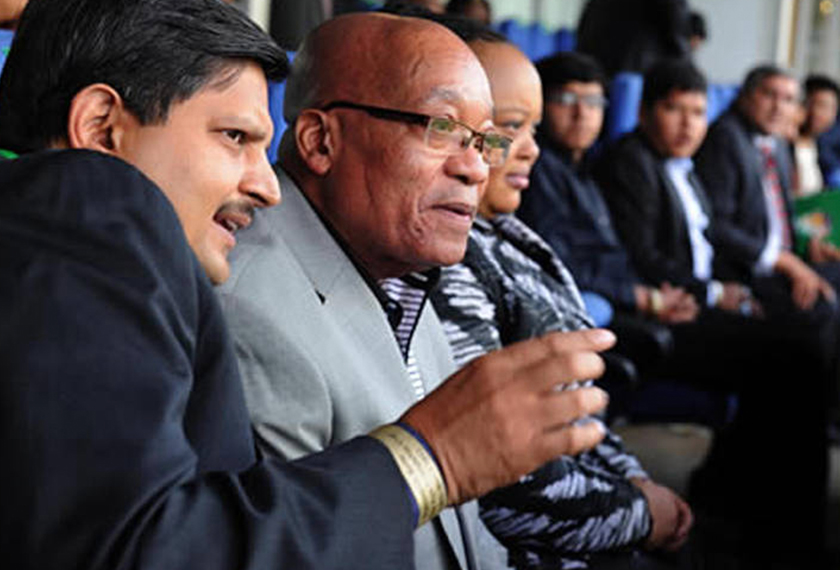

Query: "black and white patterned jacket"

xmin=432 ymin=214 xmax=651 ymax=570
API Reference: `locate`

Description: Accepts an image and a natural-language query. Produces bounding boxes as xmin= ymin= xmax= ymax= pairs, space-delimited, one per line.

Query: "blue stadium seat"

xmin=706 ymin=83 xmax=738 ymax=122
xmin=528 ymin=22 xmax=556 ymax=62
xmin=554 ymin=28 xmax=576 ymax=53
xmin=496 ymin=20 xmax=575 ymax=61
xmin=0 ymin=29 xmax=14 ymax=78
xmin=580 ymin=291 xmax=613 ymax=326
xmin=266 ymin=51 xmax=295 ymax=165
xmin=496 ymin=19 xmax=534 ymax=59
xmin=604 ymin=72 xmax=644 ymax=141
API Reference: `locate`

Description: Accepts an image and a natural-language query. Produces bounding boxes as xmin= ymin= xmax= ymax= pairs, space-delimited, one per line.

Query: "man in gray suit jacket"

xmin=219 ymin=13 xmax=615 ymax=570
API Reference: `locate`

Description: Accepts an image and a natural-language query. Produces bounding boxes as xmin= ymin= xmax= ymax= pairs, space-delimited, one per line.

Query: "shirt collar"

xmin=753 ymin=133 xmax=776 ymax=151
xmin=665 ymin=156 xmax=694 ymax=174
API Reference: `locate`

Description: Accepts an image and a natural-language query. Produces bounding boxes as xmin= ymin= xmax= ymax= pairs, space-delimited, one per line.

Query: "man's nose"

xmin=242 ymin=152 xmax=281 ymax=208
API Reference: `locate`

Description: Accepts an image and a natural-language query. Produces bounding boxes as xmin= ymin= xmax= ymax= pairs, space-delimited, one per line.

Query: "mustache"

xmin=215 ymin=199 xmax=256 ymax=221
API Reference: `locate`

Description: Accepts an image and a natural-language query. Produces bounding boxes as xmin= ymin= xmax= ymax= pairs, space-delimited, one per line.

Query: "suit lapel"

xmin=273 ymin=169 xmax=472 ymax=569
xmin=273 ymin=168 xmax=411 ymax=390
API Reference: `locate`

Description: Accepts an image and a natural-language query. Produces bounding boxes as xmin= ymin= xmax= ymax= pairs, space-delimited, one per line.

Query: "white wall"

xmin=488 ymin=0 xmax=785 ymax=85
xmin=490 ymin=0 xmax=585 ymax=29
xmin=692 ymin=0 xmax=782 ymax=84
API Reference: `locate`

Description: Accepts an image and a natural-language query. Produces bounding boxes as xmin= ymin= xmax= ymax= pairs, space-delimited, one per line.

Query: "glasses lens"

xmin=551 ymin=91 xmax=608 ymax=109
xmin=426 ymin=117 xmax=471 ymax=151
xmin=481 ymin=132 xmax=512 ymax=167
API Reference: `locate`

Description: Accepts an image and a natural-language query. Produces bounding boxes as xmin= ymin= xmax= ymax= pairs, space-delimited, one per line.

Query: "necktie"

xmin=758 ymin=141 xmax=792 ymax=250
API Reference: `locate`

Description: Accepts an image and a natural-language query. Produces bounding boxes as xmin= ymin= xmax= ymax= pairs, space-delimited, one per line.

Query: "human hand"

xmin=775 ymin=250 xmax=836 ymax=309
xmin=632 ymin=478 xmax=693 ymax=552
xmin=0 ymin=0 xmax=26 ymax=25
xmin=716 ymin=282 xmax=749 ymax=311
xmin=656 ymin=283 xmax=698 ymax=323
xmin=808 ymin=236 xmax=840 ymax=264
xmin=401 ymin=329 xmax=614 ymax=505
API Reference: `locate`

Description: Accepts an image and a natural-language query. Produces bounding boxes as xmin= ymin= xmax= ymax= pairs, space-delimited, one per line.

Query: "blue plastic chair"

xmin=580 ymin=291 xmax=613 ymax=327
xmin=496 ymin=19 xmax=534 ymax=60
xmin=706 ymin=83 xmax=738 ymax=122
xmin=604 ymin=72 xmax=643 ymax=141
xmin=528 ymin=22 xmax=556 ymax=62
xmin=0 ymin=29 xmax=14 ymax=79
xmin=554 ymin=28 xmax=576 ymax=53
xmin=266 ymin=51 xmax=295 ymax=165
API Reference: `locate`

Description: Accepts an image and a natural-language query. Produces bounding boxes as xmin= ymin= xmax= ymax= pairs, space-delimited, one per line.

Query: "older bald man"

xmin=220 ymin=13 xmax=613 ymax=570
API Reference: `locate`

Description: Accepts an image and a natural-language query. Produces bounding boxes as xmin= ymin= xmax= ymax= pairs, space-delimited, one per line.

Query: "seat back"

xmin=266 ymin=51 xmax=295 ymax=164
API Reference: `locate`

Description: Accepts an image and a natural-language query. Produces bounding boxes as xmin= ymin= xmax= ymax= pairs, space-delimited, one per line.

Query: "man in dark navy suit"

xmin=695 ymin=64 xmax=840 ymax=311
xmin=596 ymin=59 xmax=832 ymax=568
xmin=0 ymin=1 xmax=612 ymax=568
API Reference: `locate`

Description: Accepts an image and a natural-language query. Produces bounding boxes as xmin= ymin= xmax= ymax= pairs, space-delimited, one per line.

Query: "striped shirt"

xmin=379 ymin=273 xmax=438 ymax=401
xmin=432 ymin=215 xmax=651 ymax=570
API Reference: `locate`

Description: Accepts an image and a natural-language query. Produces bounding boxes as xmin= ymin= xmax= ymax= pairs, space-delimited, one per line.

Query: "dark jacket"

xmin=596 ymin=129 xmax=718 ymax=301
xmin=518 ymin=136 xmax=639 ymax=309
xmin=694 ymin=109 xmax=797 ymax=280
xmin=576 ymin=0 xmax=692 ymax=76
xmin=0 ymin=150 xmax=413 ymax=570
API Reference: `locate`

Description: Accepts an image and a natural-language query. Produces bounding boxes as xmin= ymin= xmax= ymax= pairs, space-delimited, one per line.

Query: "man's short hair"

xmin=804 ymin=74 xmax=840 ymax=100
xmin=535 ymin=51 xmax=607 ymax=100
xmin=445 ymin=0 xmax=490 ymax=16
xmin=0 ymin=0 xmax=289 ymax=153
xmin=689 ymin=11 xmax=707 ymax=41
xmin=641 ymin=59 xmax=707 ymax=110
xmin=739 ymin=63 xmax=795 ymax=100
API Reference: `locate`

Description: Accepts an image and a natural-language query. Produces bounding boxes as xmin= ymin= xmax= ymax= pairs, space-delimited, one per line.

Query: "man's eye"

xmin=499 ymin=121 xmax=524 ymax=135
xmin=224 ymin=130 xmax=246 ymax=144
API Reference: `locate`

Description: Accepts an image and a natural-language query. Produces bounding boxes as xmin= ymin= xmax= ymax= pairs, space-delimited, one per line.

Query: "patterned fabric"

xmin=756 ymin=138 xmax=793 ymax=250
xmin=380 ymin=273 xmax=437 ymax=401
xmin=432 ymin=215 xmax=651 ymax=570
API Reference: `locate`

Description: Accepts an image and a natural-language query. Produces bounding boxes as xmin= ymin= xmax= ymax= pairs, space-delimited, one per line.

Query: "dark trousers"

xmin=669 ymin=291 xmax=834 ymax=567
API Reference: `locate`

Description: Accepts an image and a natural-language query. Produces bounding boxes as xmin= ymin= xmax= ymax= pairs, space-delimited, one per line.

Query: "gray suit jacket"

xmin=218 ymin=168 xmax=493 ymax=570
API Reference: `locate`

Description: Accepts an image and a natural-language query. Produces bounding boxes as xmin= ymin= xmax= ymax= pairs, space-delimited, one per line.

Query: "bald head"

xmin=284 ymin=13 xmax=491 ymax=125
xmin=280 ymin=12 xmax=495 ymax=280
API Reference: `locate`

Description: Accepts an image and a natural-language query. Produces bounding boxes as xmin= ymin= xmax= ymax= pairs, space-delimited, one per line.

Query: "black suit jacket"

xmin=596 ymin=129 xmax=717 ymax=302
xmin=694 ymin=109 xmax=797 ymax=280
xmin=518 ymin=139 xmax=639 ymax=309
xmin=0 ymin=150 xmax=413 ymax=569
xmin=576 ymin=0 xmax=692 ymax=76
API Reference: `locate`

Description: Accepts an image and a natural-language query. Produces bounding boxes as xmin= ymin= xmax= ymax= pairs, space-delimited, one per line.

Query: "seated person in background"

xmin=687 ymin=11 xmax=707 ymax=53
xmin=694 ymin=64 xmax=840 ymax=308
xmin=576 ymin=0 xmax=693 ymax=77
xmin=596 ymin=58 xmax=833 ymax=567
xmin=517 ymin=52 xmax=698 ymax=326
xmin=432 ymin=27 xmax=692 ymax=570
xmin=445 ymin=0 xmax=491 ymax=25
xmin=218 ymin=12 xmax=612 ymax=570
xmin=791 ymin=74 xmax=840 ymax=196
xmin=596 ymin=60 xmax=761 ymax=319
xmin=0 ymin=1 xmax=610 ymax=567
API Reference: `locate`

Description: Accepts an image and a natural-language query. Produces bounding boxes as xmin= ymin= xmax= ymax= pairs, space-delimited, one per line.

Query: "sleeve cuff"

xmin=754 ymin=240 xmax=780 ymax=276
xmin=706 ymin=280 xmax=723 ymax=308
xmin=369 ymin=423 xmax=447 ymax=528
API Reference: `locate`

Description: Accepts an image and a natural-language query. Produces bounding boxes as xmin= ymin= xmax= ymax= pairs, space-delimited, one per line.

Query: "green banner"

xmin=793 ymin=190 xmax=840 ymax=251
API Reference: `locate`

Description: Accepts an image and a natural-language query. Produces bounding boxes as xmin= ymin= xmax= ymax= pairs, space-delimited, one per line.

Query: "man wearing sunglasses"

xmin=219 ymin=12 xmax=614 ymax=570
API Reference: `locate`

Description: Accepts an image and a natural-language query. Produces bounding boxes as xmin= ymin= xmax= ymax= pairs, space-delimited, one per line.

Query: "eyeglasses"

xmin=320 ymin=100 xmax=513 ymax=167
xmin=548 ymin=91 xmax=609 ymax=109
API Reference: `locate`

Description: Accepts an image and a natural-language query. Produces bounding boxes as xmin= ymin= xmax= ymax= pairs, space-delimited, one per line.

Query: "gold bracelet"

xmin=369 ymin=424 xmax=447 ymax=527
xmin=649 ymin=289 xmax=664 ymax=315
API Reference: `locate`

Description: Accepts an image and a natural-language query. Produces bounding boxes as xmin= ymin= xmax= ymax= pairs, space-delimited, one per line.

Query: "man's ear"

xmin=294 ymin=109 xmax=337 ymax=176
xmin=66 ymin=83 xmax=133 ymax=153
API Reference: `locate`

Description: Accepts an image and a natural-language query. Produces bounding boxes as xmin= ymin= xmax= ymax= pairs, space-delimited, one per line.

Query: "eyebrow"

xmin=215 ymin=115 xmax=272 ymax=142
xmin=423 ymin=87 xmax=496 ymax=128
